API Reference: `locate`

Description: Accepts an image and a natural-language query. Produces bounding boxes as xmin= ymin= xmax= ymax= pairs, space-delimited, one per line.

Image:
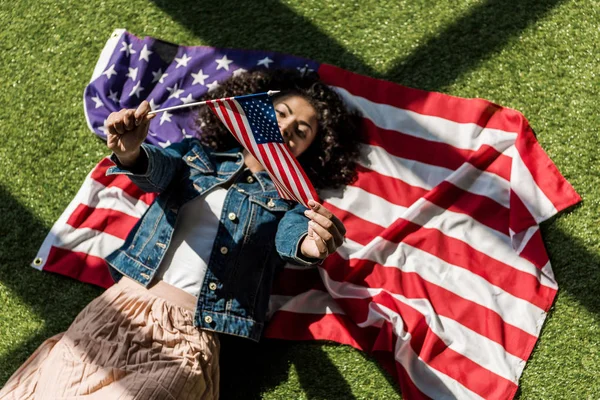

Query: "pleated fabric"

xmin=0 ymin=277 xmax=220 ymax=400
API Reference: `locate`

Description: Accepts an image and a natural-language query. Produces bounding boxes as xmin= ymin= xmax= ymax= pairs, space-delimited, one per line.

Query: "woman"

xmin=0 ymin=69 xmax=361 ymax=399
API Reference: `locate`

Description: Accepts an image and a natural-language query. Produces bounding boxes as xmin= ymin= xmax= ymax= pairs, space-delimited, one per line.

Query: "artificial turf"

xmin=1 ymin=0 xmax=599 ymax=398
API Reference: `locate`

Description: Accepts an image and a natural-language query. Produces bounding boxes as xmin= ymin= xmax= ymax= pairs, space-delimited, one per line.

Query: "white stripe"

xmin=271 ymin=143 xmax=306 ymax=203
xmin=322 ymin=272 xmax=520 ymax=388
xmin=52 ymin=227 xmax=124 ymax=259
xmin=339 ymin=237 xmax=543 ymax=337
xmin=277 ymin=142 xmax=315 ymax=203
xmin=325 ymin=185 xmax=557 ymax=289
xmin=506 ymin=146 xmax=558 ymax=223
xmin=82 ymin=182 xmax=151 ymax=217
xmin=357 ymin=302 xmax=485 ymax=399
xmin=357 ymin=144 xmax=510 ymax=208
xmin=333 ymin=86 xmax=517 ymax=153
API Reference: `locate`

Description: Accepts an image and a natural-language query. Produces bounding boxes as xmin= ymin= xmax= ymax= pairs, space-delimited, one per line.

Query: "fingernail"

xmin=308 ymin=200 xmax=316 ymax=207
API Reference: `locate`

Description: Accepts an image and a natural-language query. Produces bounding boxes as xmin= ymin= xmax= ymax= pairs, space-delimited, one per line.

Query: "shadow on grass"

xmin=0 ymin=185 xmax=101 ymax=384
xmin=383 ymin=0 xmax=567 ymax=91
xmin=147 ymin=0 xmax=377 ymax=77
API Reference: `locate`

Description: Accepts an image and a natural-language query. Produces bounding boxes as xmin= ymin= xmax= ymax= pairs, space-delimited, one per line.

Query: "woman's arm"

xmin=276 ymin=200 xmax=346 ymax=267
xmin=104 ymin=101 xmax=191 ymax=193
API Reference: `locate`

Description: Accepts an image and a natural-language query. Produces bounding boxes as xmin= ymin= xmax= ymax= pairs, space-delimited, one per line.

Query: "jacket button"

xmin=220 ymin=246 xmax=229 ymax=255
xmin=228 ymin=212 xmax=237 ymax=221
xmin=246 ymin=176 xmax=254 ymax=183
xmin=204 ymin=315 xmax=213 ymax=324
xmin=267 ymin=199 xmax=275 ymax=208
xmin=209 ymin=282 xmax=217 ymax=291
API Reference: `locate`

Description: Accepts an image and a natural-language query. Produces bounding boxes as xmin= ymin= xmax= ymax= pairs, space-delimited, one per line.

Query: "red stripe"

xmin=66 ymin=204 xmax=140 ymax=240
xmin=515 ymin=124 xmax=581 ymax=213
xmin=277 ymin=142 xmax=319 ymax=201
xmin=43 ymin=246 xmax=114 ymax=289
xmin=338 ymin=294 xmax=518 ymax=399
xmin=322 ymin=202 xmax=556 ymax=310
xmin=271 ymin=266 xmax=325 ymax=297
xmin=264 ymin=309 xmax=379 ymax=351
xmin=325 ymin=253 xmax=537 ymax=360
xmin=272 ymin=143 xmax=309 ymax=205
xmin=319 ymin=63 xmax=524 ymax=133
xmin=362 ymin=118 xmax=512 ymax=181
xmin=352 ymin=165 xmax=510 ymax=235
xmin=518 ymin=229 xmax=551 ymax=273
xmin=90 ymin=158 xmax=156 ymax=204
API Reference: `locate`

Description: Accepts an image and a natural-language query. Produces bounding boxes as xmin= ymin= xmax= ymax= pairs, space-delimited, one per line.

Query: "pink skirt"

xmin=0 ymin=277 xmax=220 ymax=400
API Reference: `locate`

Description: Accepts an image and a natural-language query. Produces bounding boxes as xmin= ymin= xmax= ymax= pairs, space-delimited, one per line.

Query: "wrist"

xmin=115 ymin=148 xmax=141 ymax=168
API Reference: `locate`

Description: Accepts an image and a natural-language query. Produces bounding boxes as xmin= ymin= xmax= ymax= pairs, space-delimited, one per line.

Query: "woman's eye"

xmin=276 ymin=110 xmax=285 ymax=117
xmin=296 ymin=129 xmax=306 ymax=139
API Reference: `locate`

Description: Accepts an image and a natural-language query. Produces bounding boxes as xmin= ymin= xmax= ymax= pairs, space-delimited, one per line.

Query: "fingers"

xmin=134 ymin=101 xmax=151 ymax=125
xmin=308 ymin=222 xmax=330 ymax=256
xmin=307 ymin=200 xmax=346 ymax=236
xmin=304 ymin=208 xmax=344 ymax=248
xmin=107 ymin=105 xmax=153 ymax=136
xmin=309 ymin=221 xmax=338 ymax=255
xmin=123 ymin=109 xmax=135 ymax=131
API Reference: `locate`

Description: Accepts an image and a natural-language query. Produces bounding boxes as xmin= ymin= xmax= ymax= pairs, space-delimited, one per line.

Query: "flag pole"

xmin=147 ymin=90 xmax=281 ymax=115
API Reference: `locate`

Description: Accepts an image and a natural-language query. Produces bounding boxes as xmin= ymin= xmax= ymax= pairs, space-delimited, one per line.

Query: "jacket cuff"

xmin=106 ymin=144 xmax=152 ymax=177
xmin=288 ymin=232 xmax=322 ymax=267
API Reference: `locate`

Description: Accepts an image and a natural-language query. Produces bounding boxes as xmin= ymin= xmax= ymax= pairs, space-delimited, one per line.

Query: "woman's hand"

xmin=300 ymin=200 xmax=346 ymax=260
xmin=106 ymin=101 xmax=155 ymax=167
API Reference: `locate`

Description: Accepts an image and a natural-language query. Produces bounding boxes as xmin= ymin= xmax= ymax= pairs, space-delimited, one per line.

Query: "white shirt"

xmin=155 ymin=187 xmax=227 ymax=298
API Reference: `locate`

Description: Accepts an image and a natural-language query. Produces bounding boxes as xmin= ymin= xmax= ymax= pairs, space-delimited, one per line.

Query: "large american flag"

xmin=32 ymin=29 xmax=581 ymax=399
xmin=205 ymin=93 xmax=317 ymax=207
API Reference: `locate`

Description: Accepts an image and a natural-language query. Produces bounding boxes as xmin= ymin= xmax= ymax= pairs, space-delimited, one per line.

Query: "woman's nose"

xmin=279 ymin=119 xmax=292 ymax=138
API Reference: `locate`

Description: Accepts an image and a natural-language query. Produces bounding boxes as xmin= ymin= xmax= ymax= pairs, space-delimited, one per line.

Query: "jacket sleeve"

xmin=275 ymin=202 xmax=322 ymax=267
xmin=105 ymin=139 xmax=193 ymax=193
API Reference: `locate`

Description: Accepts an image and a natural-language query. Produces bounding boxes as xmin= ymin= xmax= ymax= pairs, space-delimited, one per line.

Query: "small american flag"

xmin=206 ymin=93 xmax=318 ymax=207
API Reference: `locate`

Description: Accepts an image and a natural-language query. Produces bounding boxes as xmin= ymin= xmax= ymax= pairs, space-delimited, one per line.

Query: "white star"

xmin=158 ymin=140 xmax=172 ymax=148
xmin=180 ymin=93 xmax=195 ymax=104
xmin=159 ymin=111 xmax=172 ymax=125
xmin=129 ymin=81 xmax=144 ymax=98
xmin=206 ymin=80 xmax=220 ymax=92
xmin=139 ymin=44 xmax=153 ymax=62
xmin=232 ymin=68 xmax=247 ymax=77
xmin=182 ymin=128 xmax=194 ymax=138
xmin=151 ymin=68 xmax=168 ymax=84
xmin=257 ymin=57 xmax=273 ymax=68
xmin=126 ymin=67 xmax=138 ymax=81
xmin=166 ymin=83 xmax=184 ymax=99
xmin=102 ymin=64 xmax=117 ymax=79
xmin=215 ymin=55 xmax=233 ymax=71
xmin=108 ymin=90 xmax=119 ymax=103
xmin=297 ymin=64 xmax=314 ymax=75
xmin=148 ymin=98 xmax=158 ymax=111
xmin=119 ymin=42 xmax=136 ymax=57
xmin=175 ymin=53 xmax=192 ymax=68
xmin=191 ymin=69 xmax=209 ymax=85
xmin=91 ymin=95 xmax=104 ymax=108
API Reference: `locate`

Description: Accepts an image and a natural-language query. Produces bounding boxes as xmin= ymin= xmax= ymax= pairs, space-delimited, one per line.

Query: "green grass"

xmin=1 ymin=0 xmax=599 ymax=398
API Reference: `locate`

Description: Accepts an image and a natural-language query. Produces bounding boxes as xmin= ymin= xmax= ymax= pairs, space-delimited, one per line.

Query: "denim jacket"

xmin=104 ymin=138 xmax=318 ymax=341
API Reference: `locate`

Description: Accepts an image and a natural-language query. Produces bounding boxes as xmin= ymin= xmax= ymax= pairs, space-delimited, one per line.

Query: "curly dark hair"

xmin=196 ymin=69 xmax=361 ymax=190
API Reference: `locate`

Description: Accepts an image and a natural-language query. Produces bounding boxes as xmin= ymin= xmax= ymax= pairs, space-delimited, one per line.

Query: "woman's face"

xmin=273 ymin=95 xmax=318 ymax=158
